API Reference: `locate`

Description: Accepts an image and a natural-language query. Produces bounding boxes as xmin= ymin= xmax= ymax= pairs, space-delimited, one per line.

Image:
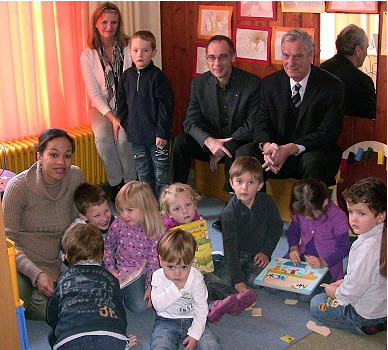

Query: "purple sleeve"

xmin=104 ymin=223 xmax=118 ymax=274
xmin=322 ymin=232 xmax=350 ymax=268
xmin=145 ymin=233 xmax=162 ymax=288
xmin=287 ymin=219 xmax=301 ymax=249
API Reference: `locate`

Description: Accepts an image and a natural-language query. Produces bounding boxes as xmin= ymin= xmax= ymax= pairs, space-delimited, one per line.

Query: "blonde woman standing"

xmin=81 ymin=2 xmax=136 ymax=201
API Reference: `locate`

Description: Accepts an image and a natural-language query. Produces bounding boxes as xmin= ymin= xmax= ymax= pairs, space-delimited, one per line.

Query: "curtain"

xmin=0 ymin=1 xmax=89 ymax=141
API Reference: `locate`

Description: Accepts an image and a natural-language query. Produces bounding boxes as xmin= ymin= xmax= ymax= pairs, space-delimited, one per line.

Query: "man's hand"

xmin=182 ymin=335 xmax=198 ymax=350
xmin=36 ymin=272 xmax=55 ymax=297
xmin=254 ymin=252 xmax=269 ymax=268
xmin=209 ymin=154 xmax=223 ymax=172
xmin=204 ymin=137 xmax=233 ymax=157
xmin=262 ymin=142 xmax=279 ymax=172
xmin=289 ymin=246 xmax=301 ymax=266
xmin=262 ymin=143 xmax=298 ymax=173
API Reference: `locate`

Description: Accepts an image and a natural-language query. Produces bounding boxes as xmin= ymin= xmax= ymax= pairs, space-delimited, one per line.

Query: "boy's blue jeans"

xmin=150 ymin=315 xmax=223 ymax=350
xmin=310 ymin=292 xmax=387 ymax=335
xmin=123 ymin=275 xmax=148 ymax=313
xmin=132 ymin=143 xmax=170 ymax=197
xmin=57 ymin=335 xmax=128 ymax=350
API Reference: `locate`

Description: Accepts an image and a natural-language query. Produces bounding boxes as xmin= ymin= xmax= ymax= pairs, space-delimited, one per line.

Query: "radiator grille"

xmin=0 ymin=125 xmax=106 ymax=184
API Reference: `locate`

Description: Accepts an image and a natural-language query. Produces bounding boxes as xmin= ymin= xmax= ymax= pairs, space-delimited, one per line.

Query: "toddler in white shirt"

xmin=150 ymin=229 xmax=223 ymax=350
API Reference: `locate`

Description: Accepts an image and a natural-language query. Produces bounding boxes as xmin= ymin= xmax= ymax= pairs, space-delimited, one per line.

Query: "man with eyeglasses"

xmin=239 ymin=28 xmax=345 ymax=187
xmin=171 ymin=35 xmax=261 ymax=199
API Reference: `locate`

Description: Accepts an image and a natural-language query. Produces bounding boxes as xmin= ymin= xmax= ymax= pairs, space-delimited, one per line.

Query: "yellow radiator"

xmin=0 ymin=125 xmax=106 ymax=184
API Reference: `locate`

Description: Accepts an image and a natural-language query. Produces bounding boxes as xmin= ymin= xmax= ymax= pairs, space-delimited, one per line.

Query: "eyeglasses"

xmin=206 ymin=54 xmax=230 ymax=62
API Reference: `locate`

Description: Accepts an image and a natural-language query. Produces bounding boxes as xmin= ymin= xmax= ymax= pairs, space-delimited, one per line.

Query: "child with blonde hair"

xmin=159 ymin=182 xmax=202 ymax=230
xmin=104 ymin=181 xmax=165 ymax=313
xmin=159 ymin=182 xmax=257 ymax=323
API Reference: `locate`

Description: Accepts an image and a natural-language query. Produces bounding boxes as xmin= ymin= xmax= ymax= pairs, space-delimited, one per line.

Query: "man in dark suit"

xmin=172 ymin=35 xmax=261 ymax=191
xmin=321 ymin=24 xmax=376 ymax=119
xmin=241 ymin=28 xmax=345 ymax=186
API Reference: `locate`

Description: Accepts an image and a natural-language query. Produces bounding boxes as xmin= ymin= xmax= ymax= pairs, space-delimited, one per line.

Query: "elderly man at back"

xmin=240 ymin=28 xmax=345 ymax=186
xmin=321 ymin=24 xmax=376 ymax=119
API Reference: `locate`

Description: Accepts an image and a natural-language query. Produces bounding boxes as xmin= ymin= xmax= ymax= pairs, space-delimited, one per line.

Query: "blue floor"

xmin=25 ymin=196 xmax=312 ymax=350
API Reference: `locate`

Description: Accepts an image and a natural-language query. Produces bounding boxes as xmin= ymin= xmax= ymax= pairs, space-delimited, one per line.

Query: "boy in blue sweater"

xmin=47 ymin=223 xmax=138 ymax=349
xmin=117 ymin=30 xmax=174 ymax=197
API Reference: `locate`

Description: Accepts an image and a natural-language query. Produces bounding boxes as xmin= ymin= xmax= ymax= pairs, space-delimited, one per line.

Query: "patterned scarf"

xmin=98 ymin=42 xmax=124 ymax=112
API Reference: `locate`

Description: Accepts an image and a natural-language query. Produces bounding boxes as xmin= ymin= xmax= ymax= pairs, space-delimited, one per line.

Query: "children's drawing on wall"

xmin=198 ymin=5 xmax=233 ymax=39
xmin=281 ymin=1 xmax=325 ymax=13
xmin=235 ymin=26 xmax=270 ymax=63
xmin=238 ymin=1 xmax=276 ymax=21
xmin=193 ymin=44 xmax=209 ymax=76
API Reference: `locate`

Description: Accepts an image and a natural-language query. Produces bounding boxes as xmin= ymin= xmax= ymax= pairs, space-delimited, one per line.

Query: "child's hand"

xmin=289 ymin=246 xmax=300 ymax=266
xmin=182 ymin=335 xmax=198 ymax=350
xmin=320 ymin=283 xmax=338 ymax=299
xmin=111 ymin=270 xmax=120 ymax=279
xmin=254 ymin=252 xmax=269 ymax=268
xmin=143 ymin=287 xmax=152 ymax=308
xmin=333 ymin=279 xmax=344 ymax=286
xmin=305 ymin=255 xmax=327 ymax=269
xmin=127 ymin=334 xmax=139 ymax=347
xmin=234 ymin=282 xmax=247 ymax=293
xmin=156 ymin=137 xmax=167 ymax=146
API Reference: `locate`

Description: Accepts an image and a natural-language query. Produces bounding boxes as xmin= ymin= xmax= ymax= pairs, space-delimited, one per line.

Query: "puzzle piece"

xmin=284 ymin=299 xmax=298 ymax=305
xmin=306 ymin=320 xmax=331 ymax=337
xmin=252 ymin=308 xmax=262 ymax=317
xmin=280 ymin=334 xmax=295 ymax=343
xmin=245 ymin=303 xmax=255 ymax=310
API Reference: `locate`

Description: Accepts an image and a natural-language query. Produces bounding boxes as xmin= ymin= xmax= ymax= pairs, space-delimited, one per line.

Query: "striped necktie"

xmin=291 ymin=83 xmax=301 ymax=107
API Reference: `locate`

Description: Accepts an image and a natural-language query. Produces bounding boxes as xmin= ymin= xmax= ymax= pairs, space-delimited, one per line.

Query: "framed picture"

xmin=193 ymin=43 xmax=209 ymax=76
xmin=281 ymin=1 xmax=325 ymax=13
xmin=234 ymin=25 xmax=271 ymax=64
xmin=382 ymin=12 xmax=387 ymax=56
xmin=326 ymin=1 xmax=378 ymax=14
xmin=271 ymin=26 xmax=315 ymax=65
xmin=198 ymin=5 xmax=233 ymax=40
xmin=237 ymin=1 xmax=276 ymax=21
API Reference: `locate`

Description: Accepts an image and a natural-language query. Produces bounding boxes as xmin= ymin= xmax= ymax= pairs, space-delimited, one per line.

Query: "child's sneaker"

xmin=208 ymin=295 xmax=238 ymax=323
xmin=229 ymin=289 xmax=257 ymax=315
xmin=361 ymin=321 xmax=387 ymax=335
